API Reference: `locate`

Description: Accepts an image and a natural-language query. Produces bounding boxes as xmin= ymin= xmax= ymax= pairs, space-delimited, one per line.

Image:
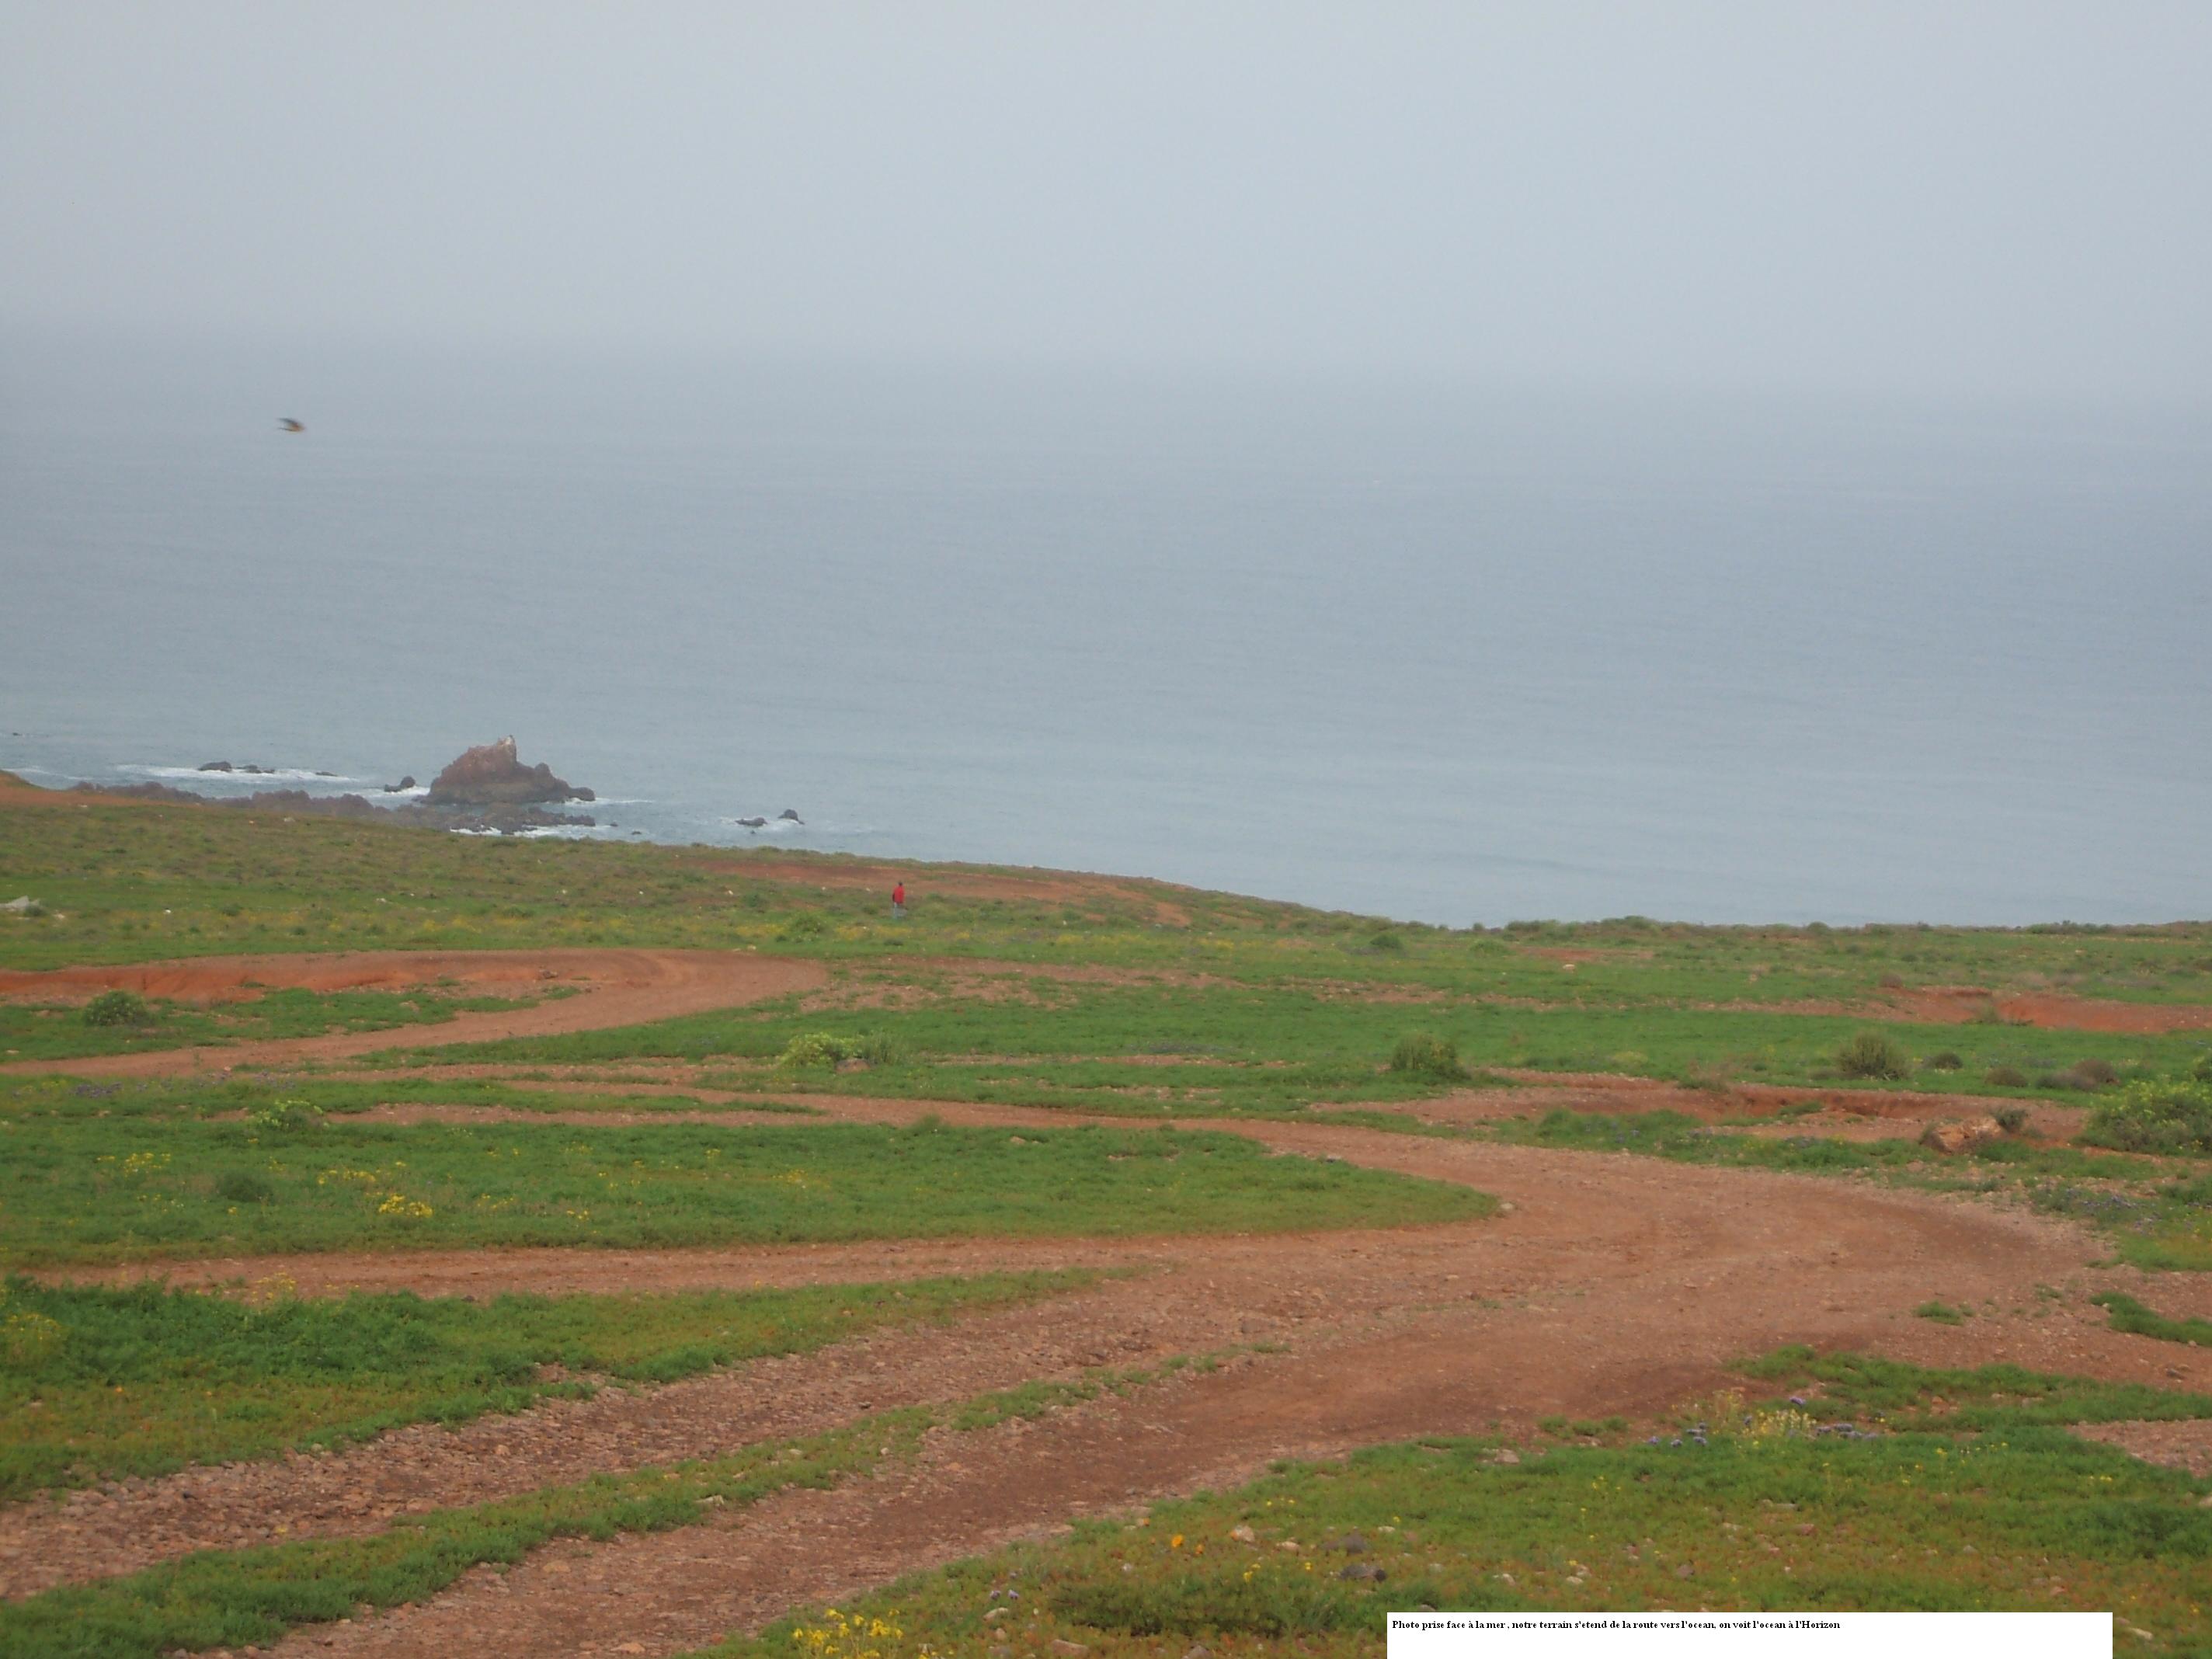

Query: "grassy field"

xmin=0 ymin=1100 xmax=1491 ymax=1267
xmin=423 ymin=974 xmax=2212 ymax=1108
xmin=8 ymin=783 xmax=2212 ymax=1654
xmin=688 ymin=1355 xmax=2212 ymax=1659
xmin=0 ymin=1270 xmax=1094 ymax=1501
xmin=7 ymin=786 xmax=2212 ymax=1010
xmin=0 ymin=1352 xmax=1244 ymax=1659
xmin=0 ymin=983 xmax=555 ymax=1065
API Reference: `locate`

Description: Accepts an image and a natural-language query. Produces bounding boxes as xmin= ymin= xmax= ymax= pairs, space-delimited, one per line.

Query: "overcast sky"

xmin=5 ymin=2 xmax=2210 ymax=399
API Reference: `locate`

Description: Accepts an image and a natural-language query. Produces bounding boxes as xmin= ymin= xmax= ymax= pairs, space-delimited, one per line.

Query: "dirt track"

xmin=0 ymin=948 xmax=823 ymax=1075
xmin=5 ymin=944 xmax=2211 ymax=1654
xmin=10 ymin=1094 xmax=2207 ymax=1636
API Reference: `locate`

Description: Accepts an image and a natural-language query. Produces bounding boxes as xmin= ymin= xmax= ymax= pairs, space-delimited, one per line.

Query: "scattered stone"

xmin=1277 ymin=1540 xmax=1301 ymax=1553
xmin=1920 ymin=1116 xmax=2005 ymax=1154
xmin=984 ymin=1608 xmax=1008 ymax=1622
xmin=1327 ymin=1532 xmax=1368 ymax=1553
xmin=1049 ymin=1640 xmax=1089 ymax=1656
xmin=1338 ymin=1563 xmax=1387 ymax=1582
xmin=1184 ymin=1647 xmax=1213 ymax=1659
xmin=1675 ymin=1563 xmax=1695 ymax=1580
xmin=1491 ymin=1449 xmax=1520 ymax=1466
xmin=1229 ymin=1524 xmax=1257 ymax=1543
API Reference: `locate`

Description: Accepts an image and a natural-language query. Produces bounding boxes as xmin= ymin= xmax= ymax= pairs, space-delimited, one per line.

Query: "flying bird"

xmin=278 ymin=418 xmax=304 ymax=433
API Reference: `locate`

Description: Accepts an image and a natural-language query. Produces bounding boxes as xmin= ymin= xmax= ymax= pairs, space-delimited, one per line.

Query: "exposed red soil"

xmin=0 ymin=949 xmax=823 ymax=1076
xmin=2074 ymin=1419 xmax=2212 ymax=1477
xmin=5 ymin=940 xmax=2209 ymax=1651
xmin=13 ymin=1093 xmax=2210 ymax=1624
xmin=231 ymin=1113 xmax=2205 ymax=1659
xmin=1883 ymin=984 xmax=2212 ymax=1035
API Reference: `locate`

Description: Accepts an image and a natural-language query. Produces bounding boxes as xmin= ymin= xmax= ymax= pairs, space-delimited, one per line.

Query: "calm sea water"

xmin=3 ymin=343 xmax=2207 ymax=925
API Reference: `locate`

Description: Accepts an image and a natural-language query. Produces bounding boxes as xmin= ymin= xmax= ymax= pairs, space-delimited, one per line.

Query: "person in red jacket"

xmin=892 ymin=881 xmax=906 ymax=920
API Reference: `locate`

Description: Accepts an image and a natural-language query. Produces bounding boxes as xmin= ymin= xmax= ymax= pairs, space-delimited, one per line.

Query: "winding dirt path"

xmin=0 ymin=948 xmax=823 ymax=1076
xmin=11 ymin=1096 xmax=2205 ymax=1622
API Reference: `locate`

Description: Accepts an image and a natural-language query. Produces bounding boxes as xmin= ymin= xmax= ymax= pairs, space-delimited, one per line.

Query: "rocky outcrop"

xmin=424 ymin=738 xmax=593 ymax=806
xmin=1919 ymin=1115 xmax=2005 ymax=1154
xmin=77 ymin=781 xmax=382 ymax=819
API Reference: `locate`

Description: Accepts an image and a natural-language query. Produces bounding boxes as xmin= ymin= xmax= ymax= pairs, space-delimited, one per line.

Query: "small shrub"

xmin=2193 ymin=1052 xmax=2212 ymax=1084
xmin=2082 ymin=1078 xmax=2212 ymax=1155
xmin=81 ymin=990 xmax=153 ymax=1028
xmin=1388 ymin=1034 xmax=1467 ymax=1083
xmin=2068 ymin=1057 xmax=2118 ymax=1088
xmin=777 ymin=911 xmax=830 ymax=942
xmin=1994 ymin=1105 xmax=2029 ymax=1135
xmin=215 ymin=1170 xmax=276 ymax=1205
xmin=1877 ymin=972 xmax=1904 ymax=989
xmin=1922 ymin=1051 xmax=1964 ymax=1072
xmin=1834 ymin=1031 xmax=1911 ymax=1081
xmin=244 ymin=1096 xmax=323 ymax=1132
xmin=1914 ymin=1301 xmax=1967 ymax=1325
xmin=774 ymin=1031 xmax=901 ymax=1071
xmin=1984 ymin=1064 xmax=2029 ymax=1088
xmin=1367 ymin=930 xmax=1406 ymax=954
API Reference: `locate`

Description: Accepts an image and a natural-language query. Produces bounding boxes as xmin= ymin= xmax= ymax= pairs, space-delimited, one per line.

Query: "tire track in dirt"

xmin=253 ymin=1125 xmax=2200 ymax=1659
xmin=12 ymin=1095 xmax=2196 ymax=1611
xmin=0 ymin=949 xmax=823 ymax=1077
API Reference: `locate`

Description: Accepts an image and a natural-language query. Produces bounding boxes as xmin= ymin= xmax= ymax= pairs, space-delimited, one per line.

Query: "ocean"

xmin=3 ymin=339 xmax=2207 ymax=927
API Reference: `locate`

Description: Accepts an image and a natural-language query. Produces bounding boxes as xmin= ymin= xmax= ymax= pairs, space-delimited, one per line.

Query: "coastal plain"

xmin=2 ymin=770 xmax=2209 ymax=1657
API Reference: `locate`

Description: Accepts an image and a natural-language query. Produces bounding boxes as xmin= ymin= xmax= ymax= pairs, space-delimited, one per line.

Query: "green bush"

xmin=215 ymin=1170 xmax=277 ymax=1205
xmin=774 ymin=1031 xmax=902 ymax=1071
xmin=1994 ymin=1105 xmax=2029 ymax=1135
xmin=1387 ymin=1034 xmax=1467 ymax=1083
xmin=2082 ymin=1079 xmax=2212 ymax=1155
xmin=1367 ymin=930 xmax=1406 ymax=954
xmin=2069 ymin=1058 xmax=2119 ymax=1088
xmin=1922 ymin=1051 xmax=1964 ymax=1072
xmin=1984 ymin=1064 xmax=2029 ymax=1088
xmin=1835 ymin=1031 xmax=1911 ymax=1081
xmin=81 ymin=989 xmax=153 ymax=1028
xmin=244 ymin=1096 xmax=324 ymax=1133
xmin=777 ymin=912 xmax=830 ymax=942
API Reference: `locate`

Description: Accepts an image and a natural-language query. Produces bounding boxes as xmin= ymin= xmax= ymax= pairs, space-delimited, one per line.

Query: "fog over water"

xmin=3 ymin=6 xmax=2207 ymax=923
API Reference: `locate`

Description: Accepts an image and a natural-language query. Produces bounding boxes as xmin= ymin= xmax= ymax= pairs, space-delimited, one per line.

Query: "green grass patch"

xmin=685 ymin=1356 xmax=2212 ymax=1659
xmin=0 ymin=1407 xmax=928 ymax=1659
xmin=0 ymin=1108 xmax=1492 ymax=1267
xmin=0 ymin=1269 xmax=1092 ymax=1503
xmin=0 ymin=1348 xmax=1231 ymax=1659
xmin=0 ymin=985 xmax=545 ymax=1064
xmin=2091 ymin=1292 xmax=2212 ymax=1348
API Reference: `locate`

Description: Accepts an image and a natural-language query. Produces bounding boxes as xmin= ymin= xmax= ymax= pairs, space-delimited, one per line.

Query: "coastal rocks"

xmin=779 ymin=808 xmax=802 ymax=823
xmin=381 ymin=776 xmax=417 ymax=793
xmin=1920 ymin=1115 xmax=2005 ymax=1154
xmin=424 ymin=738 xmax=593 ymax=806
xmin=197 ymin=761 xmax=276 ymax=774
xmin=76 ymin=781 xmax=381 ymax=819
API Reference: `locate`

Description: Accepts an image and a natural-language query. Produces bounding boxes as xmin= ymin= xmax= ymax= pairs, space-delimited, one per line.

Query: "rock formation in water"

xmin=423 ymin=737 xmax=594 ymax=806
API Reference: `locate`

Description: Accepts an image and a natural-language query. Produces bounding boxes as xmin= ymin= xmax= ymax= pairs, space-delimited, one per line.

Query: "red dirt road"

xmin=0 ymin=948 xmax=823 ymax=1076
